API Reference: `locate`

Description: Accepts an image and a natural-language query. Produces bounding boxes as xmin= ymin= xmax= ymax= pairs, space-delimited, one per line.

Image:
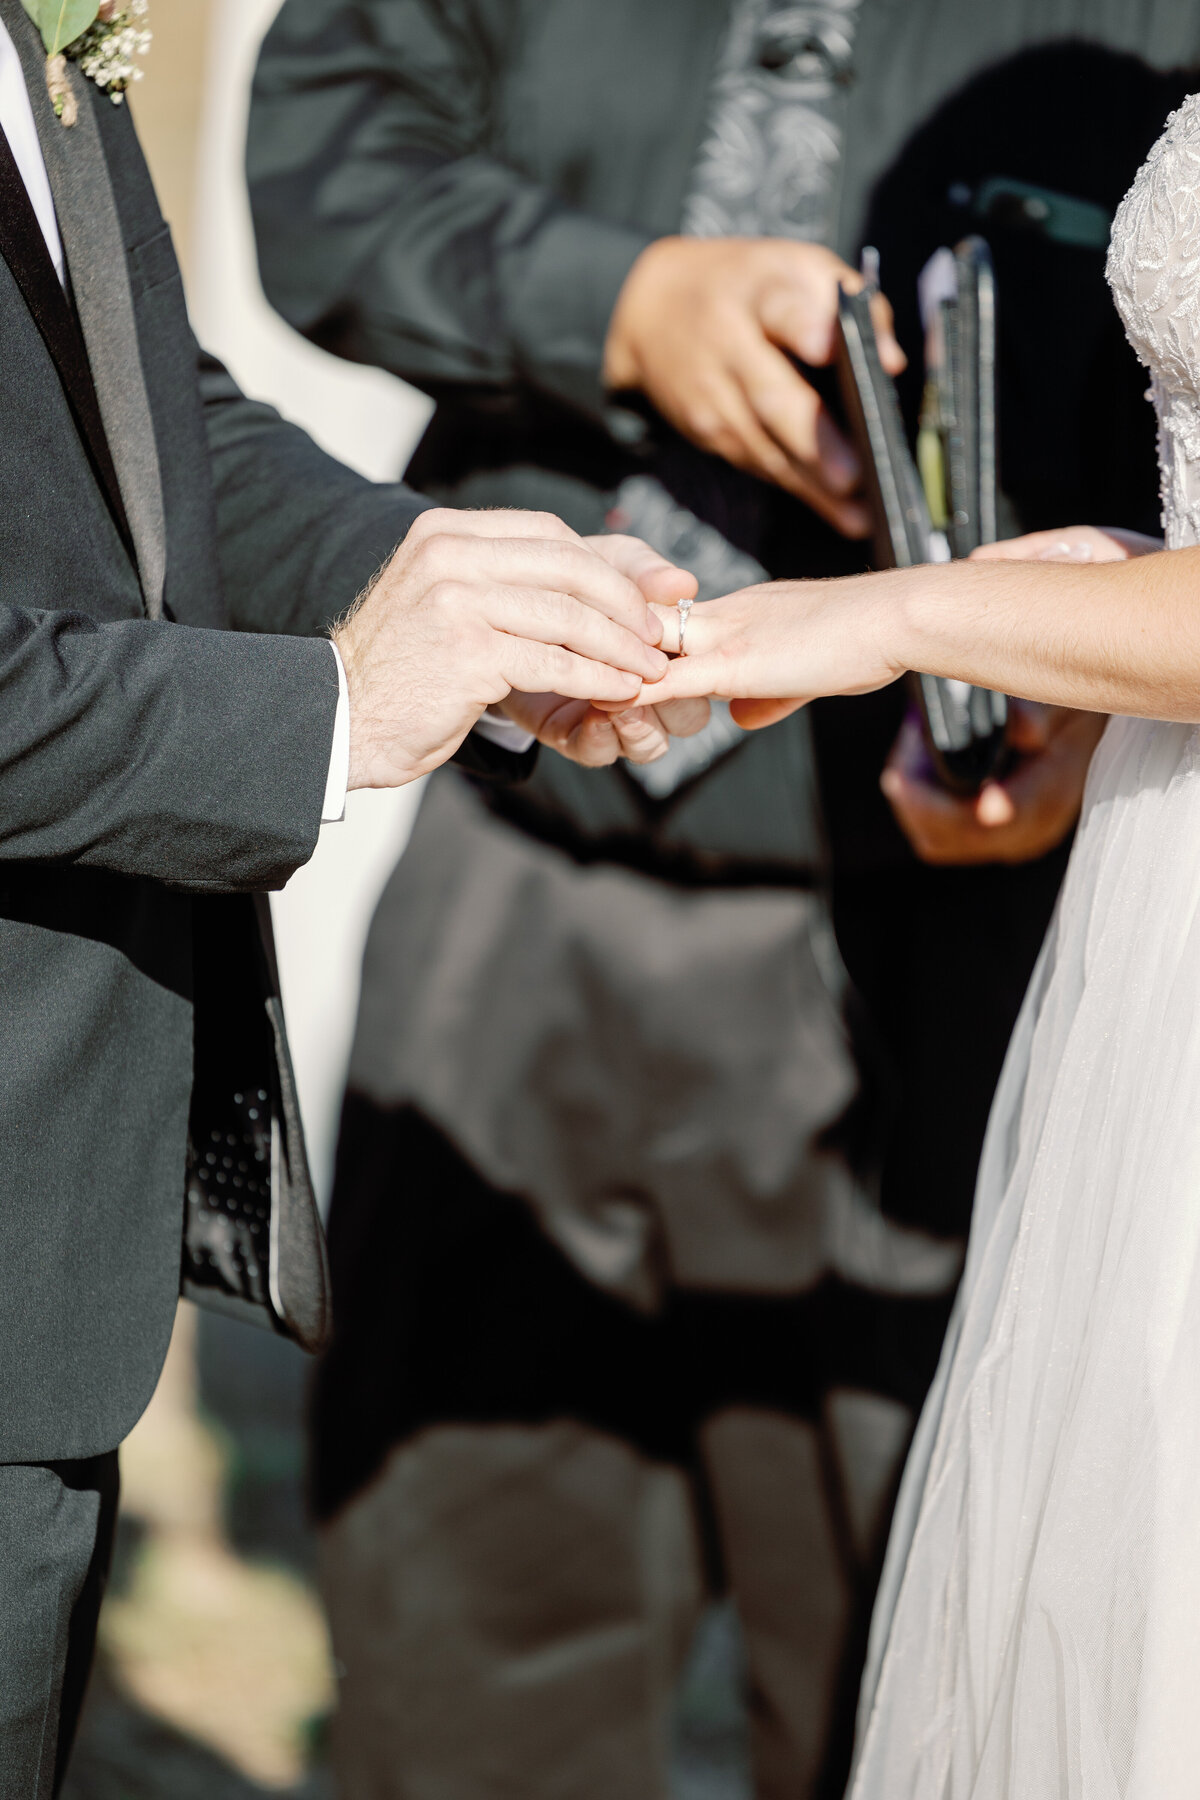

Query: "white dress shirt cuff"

xmin=473 ymin=708 xmax=537 ymax=754
xmin=322 ymin=641 xmax=351 ymax=823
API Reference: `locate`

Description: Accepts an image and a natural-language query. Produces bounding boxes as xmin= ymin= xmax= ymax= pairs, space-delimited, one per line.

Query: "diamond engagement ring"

xmin=676 ymin=595 xmax=694 ymax=656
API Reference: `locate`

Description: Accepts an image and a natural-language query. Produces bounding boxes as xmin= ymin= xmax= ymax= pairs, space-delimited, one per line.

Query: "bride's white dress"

xmin=849 ymin=96 xmax=1200 ymax=1800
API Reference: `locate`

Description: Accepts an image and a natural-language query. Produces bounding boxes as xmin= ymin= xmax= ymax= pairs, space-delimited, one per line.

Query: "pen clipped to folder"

xmin=835 ymin=238 xmax=1009 ymax=794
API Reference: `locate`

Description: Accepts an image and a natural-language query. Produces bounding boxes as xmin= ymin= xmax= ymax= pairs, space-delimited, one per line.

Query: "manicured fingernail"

xmin=976 ymin=784 xmax=1013 ymax=826
xmin=1038 ymin=542 xmax=1092 ymax=562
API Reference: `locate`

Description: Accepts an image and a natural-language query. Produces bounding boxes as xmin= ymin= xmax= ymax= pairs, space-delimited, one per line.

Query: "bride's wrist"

xmin=886 ymin=562 xmax=967 ymax=683
xmin=852 ymin=568 xmax=917 ymax=687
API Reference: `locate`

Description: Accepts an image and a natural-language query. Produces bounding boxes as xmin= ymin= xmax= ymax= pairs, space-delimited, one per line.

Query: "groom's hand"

xmin=333 ymin=510 xmax=673 ymax=788
xmin=496 ymin=690 xmax=712 ymax=766
xmin=491 ymin=531 xmax=709 ymax=767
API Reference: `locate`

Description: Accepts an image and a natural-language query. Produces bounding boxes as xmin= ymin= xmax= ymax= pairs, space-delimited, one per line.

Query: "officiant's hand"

xmin=603 ymin=238 xmax=904 ymax=537
xmin=333 ymin=510 xmax=681 ymax=788
xmin=880 ymin=703 xmax=1106 ymax=865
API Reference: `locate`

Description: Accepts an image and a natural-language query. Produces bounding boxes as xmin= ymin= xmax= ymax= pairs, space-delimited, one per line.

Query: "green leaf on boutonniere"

xmin=20 ymin=0 xmax=101 ymax=56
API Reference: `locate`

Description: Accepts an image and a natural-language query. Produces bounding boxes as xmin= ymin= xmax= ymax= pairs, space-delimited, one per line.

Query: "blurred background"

xmin=62 ymin=6 xmax=749 ymax=1795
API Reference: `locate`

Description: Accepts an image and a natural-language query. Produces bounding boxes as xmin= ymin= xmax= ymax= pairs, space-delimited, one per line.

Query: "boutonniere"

xmin=20 ymin=1 xmax=151 ymax=126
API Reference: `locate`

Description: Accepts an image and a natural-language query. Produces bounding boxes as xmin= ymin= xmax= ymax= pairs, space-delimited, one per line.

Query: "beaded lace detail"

xmin=1108 ymin=93 xmax=1200 ymax=549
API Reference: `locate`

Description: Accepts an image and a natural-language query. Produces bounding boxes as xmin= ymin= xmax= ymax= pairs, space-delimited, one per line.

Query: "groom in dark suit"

xmin=0 ymin=2 xmax=691 ymax=1789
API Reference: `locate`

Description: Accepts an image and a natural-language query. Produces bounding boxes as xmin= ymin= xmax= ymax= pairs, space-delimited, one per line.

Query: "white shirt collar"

xmin=0 ymin=16 xmax=65 ymax=284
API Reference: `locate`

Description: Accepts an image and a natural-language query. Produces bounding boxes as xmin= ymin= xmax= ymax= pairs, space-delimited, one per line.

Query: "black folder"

xmin=835 ymin=239 xmax=1008 ymax=794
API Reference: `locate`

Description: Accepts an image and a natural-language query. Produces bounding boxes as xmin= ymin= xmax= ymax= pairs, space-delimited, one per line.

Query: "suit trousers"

xmin=0 ymin=1455 xmax=119 ymax=1799
xmin=314 ymin=1104 xmax=956 ymax=1800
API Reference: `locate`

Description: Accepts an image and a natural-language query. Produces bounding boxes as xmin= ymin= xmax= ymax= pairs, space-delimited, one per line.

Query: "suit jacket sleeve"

xmin=247 ymin=0 xmax=653 ymax=423
xmin=0 ymin=598 xmax=337 ymax=890
xmin=199 ymin=348 xmax=430 ymax=640
xmin=0 ymin=354 xmax=525 ymax=889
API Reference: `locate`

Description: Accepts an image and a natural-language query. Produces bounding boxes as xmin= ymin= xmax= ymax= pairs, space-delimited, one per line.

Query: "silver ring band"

xmin=677 ymin=596 xmax=694 ymax=656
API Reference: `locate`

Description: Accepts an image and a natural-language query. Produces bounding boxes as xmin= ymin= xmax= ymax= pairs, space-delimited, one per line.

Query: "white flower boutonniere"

xmin=20 ymin=0 xmax=151 ymax=126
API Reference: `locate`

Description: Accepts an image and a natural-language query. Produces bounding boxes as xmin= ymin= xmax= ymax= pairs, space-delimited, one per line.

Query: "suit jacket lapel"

xmin=0 ymin=0 xmax=166 ymax=618
xmin=0 ymin=123 xmax=134 ymax=551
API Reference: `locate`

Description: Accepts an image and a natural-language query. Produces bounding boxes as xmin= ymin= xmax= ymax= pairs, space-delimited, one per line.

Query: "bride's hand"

xmin=628 ymin=577 xmax=903 ymax=729
xmin=630 ymin=528 xmax=1165 ymax=728
xmin=613 ymin=529 xmax=1200 ymax=730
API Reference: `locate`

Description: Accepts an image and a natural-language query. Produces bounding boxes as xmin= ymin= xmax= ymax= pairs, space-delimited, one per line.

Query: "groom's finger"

xmin=484 ymin=586 xmax=668 ymax=679
xmin=586 ymin=534 xmax=699 ymax=611
xmin=407 ymin=505 xmax=580 ymax=544
xmin=653 ymin=696 xmax=711 ymax=737
xmin=608 ymin=707 xmax=671 ymax=763
xmin=404 ymin=522 xmax=662 ymax=640
xmin=498 ymin=639 xmax=644 ymax=703
xmin=463 ymin=536 xmax=662 ymax=639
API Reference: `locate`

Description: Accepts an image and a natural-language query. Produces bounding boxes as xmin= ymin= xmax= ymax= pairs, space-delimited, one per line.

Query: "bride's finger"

xmin=730 ymin=698 xmax=807 ymax=730
xmin=621 ymin=655 xmax=725 ymax=705
xmin=649 ymin=600 xmax=725 ymax=656
xmin=586 ymin=534 xmax=699 ymax=607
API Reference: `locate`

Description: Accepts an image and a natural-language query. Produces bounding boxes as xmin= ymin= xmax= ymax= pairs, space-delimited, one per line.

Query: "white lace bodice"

xmin=1108 ymin=92 xmax=1200 ymax=548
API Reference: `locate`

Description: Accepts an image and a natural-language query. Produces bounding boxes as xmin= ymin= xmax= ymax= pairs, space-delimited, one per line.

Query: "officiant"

xmin=249 ymin=5 xmax=1200 ymax=1795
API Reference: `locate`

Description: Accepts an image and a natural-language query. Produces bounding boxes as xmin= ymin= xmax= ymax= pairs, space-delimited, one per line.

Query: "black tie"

xmin=0 ymin=119 xmax=133 ymax=553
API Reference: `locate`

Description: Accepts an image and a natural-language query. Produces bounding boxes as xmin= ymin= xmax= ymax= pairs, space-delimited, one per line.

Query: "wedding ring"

xmin=676 ymin=596 xmax=694 ymax=656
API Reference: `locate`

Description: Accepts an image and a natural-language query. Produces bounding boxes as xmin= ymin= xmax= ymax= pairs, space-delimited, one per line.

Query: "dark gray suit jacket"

xmin=0 ymin=0 xmax=491 ymax=1462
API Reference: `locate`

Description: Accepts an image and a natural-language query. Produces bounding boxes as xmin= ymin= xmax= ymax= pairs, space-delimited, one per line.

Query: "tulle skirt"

xmin=850 ymin=713 xmax=1200 ymax=1800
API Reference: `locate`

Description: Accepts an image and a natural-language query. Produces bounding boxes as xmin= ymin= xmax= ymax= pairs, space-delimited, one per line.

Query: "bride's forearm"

xmin=890 ymin=546 xmax=1200 ymax=720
